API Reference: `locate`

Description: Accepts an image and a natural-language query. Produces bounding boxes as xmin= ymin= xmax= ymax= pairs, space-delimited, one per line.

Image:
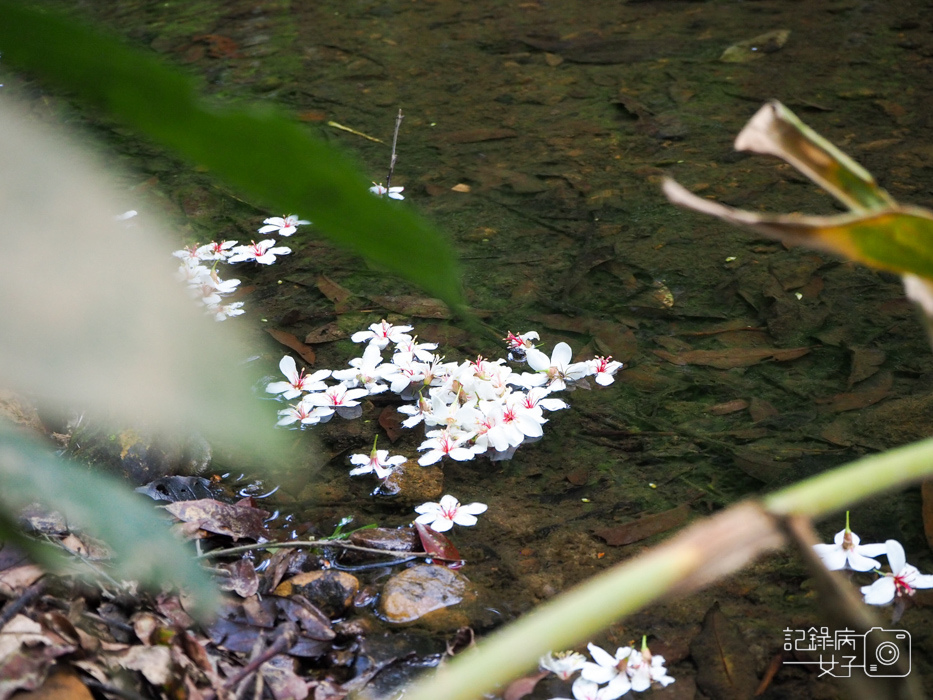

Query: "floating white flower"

xmin=258 ymin=215 xmax=310 ymax=237
xmin=812 ymin=512 xmax=886 ymax=572
xmin=369 ymin=183 xmax=405 ymax=200
xmin=417 ymin=428 xmax=476 ymax=466
xmin=351 ymin=319 xmax=413 ymax=349
xmin=540 ymin=650 xmax=587 ymax=681
xmin=266 ymin=356 xmax=331 ymax=400
xmin=861 ymin=539 xmax=933 ymax=605
xmin=349 ymin=439 xmax=407 ymax=479
xmin=525 ymin=342 xmax=591 ymax=392
xmin=626 ymin=638 xmax=674 ymax=692
xmin=414 ymin=494 xmax=487 ymax=532
xmin=580 ymin=643 xmax=633 ymax=699
xmin=588 ymin=356 xmax=624 ymax=386
xmin=228 ymin=239 xmax=292 ymax=265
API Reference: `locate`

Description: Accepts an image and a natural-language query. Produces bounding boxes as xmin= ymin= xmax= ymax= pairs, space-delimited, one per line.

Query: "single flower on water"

xmin=369 ymin=183 xmax=405 ymax=200
xmin=812 ymin=512 xmax=886 ymax=572
xmin=258 ymin=214 xmax=310 ymax=237
xmin=861 ymin=539 xmax=933 ymax=605
xmin=414 ymin=494 xmax=487 ymax=532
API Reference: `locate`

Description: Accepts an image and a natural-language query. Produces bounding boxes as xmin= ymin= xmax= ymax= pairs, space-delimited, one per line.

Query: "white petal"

xmin=885 ymin=539 xmax=907 ymax=573
xmin=452 ymin=513 xmax=478 ymax=527
xmin=551 ymin=342 xmax=573 ymax=367
xmin=846 ymin=551 xmax=881 ymax=572
xmin=862 ymin=577 xmax=896 ymax=605
xmin=586 ymin=643 xmax=617 ymax=669
xmin=460 ymin=502 xmax=488 ymax=515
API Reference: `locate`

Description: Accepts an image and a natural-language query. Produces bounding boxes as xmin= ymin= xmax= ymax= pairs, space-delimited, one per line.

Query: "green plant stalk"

xmin=400 ymin=436 xmax=933 ymax=700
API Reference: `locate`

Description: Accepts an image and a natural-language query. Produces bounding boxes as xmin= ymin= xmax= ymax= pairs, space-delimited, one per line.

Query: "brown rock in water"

xmin=378 ymin=564 xmax=474 ymax=625
xmin=274 ymin=570 xmax=359 ymax=617
xmin=379 ymin=462 xmax=443 ymax=504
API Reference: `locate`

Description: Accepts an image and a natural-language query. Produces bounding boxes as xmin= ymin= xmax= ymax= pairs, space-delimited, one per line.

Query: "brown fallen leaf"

xmin=848 ymin=346 xmax=886 ymax=386
xmin=304 ymin=321 xmax=347 ymax=345
xmin=378 ymin=406 xmax=405 ymax=443
xmin=316 ymin=275 xmax=354 ymax=305
xmin=690 ymin=602 xmax=759 ymax=700
xmin=594 ymin=504 xmax=690 ymax=546
xmin=502 ymin=670 xmax=549 ymax=700
xmin=707 ymin=399 xmax=749 ymax=416
xmin=652 ymin=346 xmax=809 ymax=369
xmin=266 ymin=329 xmax=316 ymax=366
xmin=371 ymin=294 xmax=451 ymax=319
xmin=164 ymin=499 xmax=270 ymax=541
xmin=822 ymin=371 xmax=892 ymax=412
xmin=218 ymin=558 xmax=260 ymax=598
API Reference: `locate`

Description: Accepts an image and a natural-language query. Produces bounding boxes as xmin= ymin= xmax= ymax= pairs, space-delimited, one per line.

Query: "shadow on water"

xmin=24 ymin=0 xmax=933 ymax=695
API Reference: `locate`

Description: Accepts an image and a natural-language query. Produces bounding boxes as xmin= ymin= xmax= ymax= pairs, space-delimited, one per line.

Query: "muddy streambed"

xmin=13 ymin=0 xmax=933 ymax=696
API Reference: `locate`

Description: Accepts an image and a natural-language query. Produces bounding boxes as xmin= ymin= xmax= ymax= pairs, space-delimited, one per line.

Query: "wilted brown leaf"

xmin=371 ymin=294 xmax=451 ymax=319
xmin=378 ymin=406 xmax=405 ymax=443
xmin=218 ymin=558 xmax=260 ymax=598
xmin=502 ymin=670 xmax=549 ymax=700
xmin=594 ymin=504 xmax=690 ymax=546
xmin=316 ymin=275 xmax=354 ymax=308
xmin=266 ymin=329 xmax=316 ymax=366
xmin=652 ymin=346 xmax=809 ymax=369
xmin=823 ymin=371 xmax=892 ymax=412
xmin=690 ymin=602 xmax=759 ymax=700
xmin=304 ymin=322 xmax=347 ymax=345
xmin=706 ymin=399 xmax=749 ymax=416
xmin=848 ymin=346 xmax=886 ymax=386
xmin=164 ymin=499 xmax=270 ymax=541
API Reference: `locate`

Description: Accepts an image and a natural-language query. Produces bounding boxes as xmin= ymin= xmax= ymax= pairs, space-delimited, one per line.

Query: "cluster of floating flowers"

xmin=172 ymin=180 xmax=404 ymax=320
xmin=171 ymin=215 xmax=307 ymax=321
xmin=267 ymin=320 xmax=623 ymax=477
xmin=540 ymin=640 xmax=675 ymax=699
xmin=813 ymin=512 xmax=933 ymax=607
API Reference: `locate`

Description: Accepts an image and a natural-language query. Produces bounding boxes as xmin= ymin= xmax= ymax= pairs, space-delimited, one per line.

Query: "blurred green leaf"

xmin=0 ymin=0 xmax=464 ymax=311
xmin=0 ymin=423 xmax=219 ymax=616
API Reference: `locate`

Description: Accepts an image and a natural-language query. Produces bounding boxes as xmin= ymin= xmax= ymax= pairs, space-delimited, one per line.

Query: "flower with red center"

xmin=417 ymin=428 xmax=475 ymax=466
xmin=588 ymin=356 xmax=624 ymax=386
xmin=266 ymin=356 xmax=331 ymax=400
xmin=258 ymin=215 xmax=310 ymax=237
xmin=228 ymin=239 xmax=292 ymax=265
xmin=414 ymin=494 xmax=487 ymax=532
xmin=861 ymin=539 xmax=933 ymax=605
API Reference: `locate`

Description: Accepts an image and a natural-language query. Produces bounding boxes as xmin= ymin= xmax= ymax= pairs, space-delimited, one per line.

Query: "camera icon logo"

xmin=863 ymin=627 xmax=911 ymax=677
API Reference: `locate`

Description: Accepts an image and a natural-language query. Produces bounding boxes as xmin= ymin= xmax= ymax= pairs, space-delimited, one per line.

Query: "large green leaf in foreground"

xmin=0 ymin=425 xmax=219 ymax=615
xmin=0 ymin=1 xmax=463 ymax=311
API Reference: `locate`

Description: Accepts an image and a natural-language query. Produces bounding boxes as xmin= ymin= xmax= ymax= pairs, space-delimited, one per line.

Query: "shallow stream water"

xmin=15 ymin=0 xmax=933 ymax=696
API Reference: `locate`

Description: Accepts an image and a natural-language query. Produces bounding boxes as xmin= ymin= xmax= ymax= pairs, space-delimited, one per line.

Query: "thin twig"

xmin=0 ymin=579 xmax=45 ymax=628
xmin=385 ymin=108 xmax=404 ymax=191
xmin=195 ymin=539 xmax=430 ymax=561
